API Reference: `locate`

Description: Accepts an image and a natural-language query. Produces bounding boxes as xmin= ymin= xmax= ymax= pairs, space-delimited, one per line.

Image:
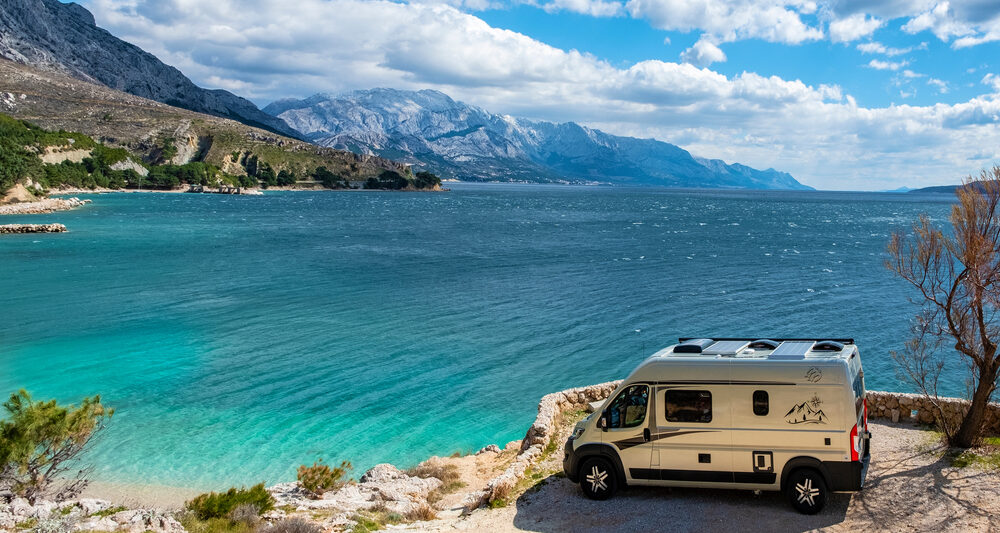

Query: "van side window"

xmin=607 ymin=385 xmax=648 ymax=429
xmin=665 ymin=390 xmax=712 ymax=423
xmin=753 ymin=390 xmax=769 ymax=416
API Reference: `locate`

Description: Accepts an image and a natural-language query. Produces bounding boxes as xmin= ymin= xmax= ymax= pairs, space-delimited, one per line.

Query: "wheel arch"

xmin=572 ymin=443 xmax=627 ymax=486
xmin=780 ymin=456 xmax=831 ymax=491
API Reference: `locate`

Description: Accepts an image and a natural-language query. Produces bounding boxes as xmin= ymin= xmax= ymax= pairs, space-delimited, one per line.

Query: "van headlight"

xmin=570 ymin=426 xmax=585 ymax=440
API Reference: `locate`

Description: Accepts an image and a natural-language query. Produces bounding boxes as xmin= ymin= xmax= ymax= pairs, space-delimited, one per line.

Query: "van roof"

xmin=652 ymin=338 xmax=857 ymax=361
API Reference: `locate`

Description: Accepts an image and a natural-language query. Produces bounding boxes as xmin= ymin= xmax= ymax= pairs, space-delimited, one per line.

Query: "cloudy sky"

xmin=76 ymin=0 xmax=1000 ymax=190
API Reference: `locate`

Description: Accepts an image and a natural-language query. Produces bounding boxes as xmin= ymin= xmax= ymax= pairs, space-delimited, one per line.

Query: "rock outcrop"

xmin=267 ymin=463 xmax=442 ymax=529
xmin=0 ymin=0 xmax=301 ymax=139
xmin=266 ymin=89 xmax=810 ymax=189
xmin=465 ymin=380 xmax=622 ymax=509
xmin=0 ymin=196 xmax=89 ymax=214
xmin=0 ymin=497 xmax=183 ymax=533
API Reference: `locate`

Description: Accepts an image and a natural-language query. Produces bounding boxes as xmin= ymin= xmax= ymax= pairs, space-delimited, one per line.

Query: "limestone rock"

xmin=359 ymin=463 xmax=403 ymax=483
xmin=476 ymin=444 xmax=501 ymax=455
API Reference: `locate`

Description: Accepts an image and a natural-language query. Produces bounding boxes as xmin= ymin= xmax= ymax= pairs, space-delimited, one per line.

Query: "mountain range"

xmin=0 ymin=0 xmax=300 ymax=139
xmin=0 ymin=0 xmax=808 ymax=190
xmin=265 ymin=89 xmax=810 ymax=189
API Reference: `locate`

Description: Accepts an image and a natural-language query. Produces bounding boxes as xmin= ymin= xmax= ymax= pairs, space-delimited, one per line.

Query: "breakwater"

xmin=0 ymin=223 xmax=66 ymax=234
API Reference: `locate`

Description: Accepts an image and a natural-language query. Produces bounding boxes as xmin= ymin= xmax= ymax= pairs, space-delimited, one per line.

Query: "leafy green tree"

xmin=313 ymin=166 xmax=347 ymax=189
xmin=0 ymin=390 xmax=113 ymax=503
xmin=414 ymin=171 xmax=441 ymax=190
xmin=259 ymin=163 xmax=277 ymax=187
xmin=277 ymin=169 xmax=296 ymax=187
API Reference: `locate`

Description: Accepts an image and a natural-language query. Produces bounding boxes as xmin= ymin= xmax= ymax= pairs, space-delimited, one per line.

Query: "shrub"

xmin=186 ymin=483 xmax=274 ymax=520
xmin=297 ymin=459 xmax=351 ymax=496
xmin=228 ymin=503 xmax=261 ymax=526
xmin=0 ymin=390 xmax=113 ymax=503
xmin=413 ymin=171 xmax=441 ymax=190
xmin=406 ymin=462 xmax=459 ymax=483
xmin=404 ymin=503 xmax=437 ymax=522
xmin=256 ymin=518 xmax=321 ymax=533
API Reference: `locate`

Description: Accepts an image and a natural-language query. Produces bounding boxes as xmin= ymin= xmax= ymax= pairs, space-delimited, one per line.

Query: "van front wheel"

xmin=786 ymin=468 xmax=827 ymax=514
xmin=579 ymin=457 xmax=617 ymax=500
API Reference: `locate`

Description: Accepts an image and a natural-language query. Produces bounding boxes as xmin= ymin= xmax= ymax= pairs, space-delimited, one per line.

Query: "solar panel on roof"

xmin=703 ymin=340 xmax=750 ymax=356
xmin=770 ymin=341 xmax=815 ymax=359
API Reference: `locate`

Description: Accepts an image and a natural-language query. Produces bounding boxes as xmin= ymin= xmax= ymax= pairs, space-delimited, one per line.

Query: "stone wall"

xmin=467 ymin=380 xmax=622 ymax=509
xmin=866 ymin=390 xmax=1000 ymax=435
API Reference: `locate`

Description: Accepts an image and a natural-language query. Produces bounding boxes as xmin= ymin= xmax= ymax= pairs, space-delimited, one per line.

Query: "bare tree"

xmin=886 ymin=167 xmax=1000 ymax=448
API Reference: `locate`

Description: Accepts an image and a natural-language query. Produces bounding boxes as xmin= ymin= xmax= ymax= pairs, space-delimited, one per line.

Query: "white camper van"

xmin=563 ymin=338 xmax=871 ymax=514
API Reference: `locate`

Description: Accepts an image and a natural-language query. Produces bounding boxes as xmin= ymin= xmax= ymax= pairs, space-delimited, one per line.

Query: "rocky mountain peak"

xmin=0 ymin=0 xmax=302 ymax=139
xmin=267 ymin=88 xmax=810 ymax=189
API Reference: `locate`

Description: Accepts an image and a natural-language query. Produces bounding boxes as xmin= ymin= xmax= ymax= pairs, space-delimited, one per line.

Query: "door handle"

xmin=643 ymin=428 xmax=651 ymax=442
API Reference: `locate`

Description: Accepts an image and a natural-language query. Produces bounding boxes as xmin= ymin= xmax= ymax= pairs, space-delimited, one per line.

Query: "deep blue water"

xmin=0 ymin=184 xmax=956 ymax=490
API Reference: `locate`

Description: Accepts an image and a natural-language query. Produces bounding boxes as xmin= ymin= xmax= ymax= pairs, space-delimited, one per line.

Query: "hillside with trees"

xmin=0 ymin=59 xmax=419 ymax=197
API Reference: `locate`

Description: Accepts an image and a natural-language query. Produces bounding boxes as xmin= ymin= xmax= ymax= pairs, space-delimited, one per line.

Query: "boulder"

xmin=359 ymin=464 xmax=403 ymax=483
xmin=476 ymin=444 xmax=501 ymax=455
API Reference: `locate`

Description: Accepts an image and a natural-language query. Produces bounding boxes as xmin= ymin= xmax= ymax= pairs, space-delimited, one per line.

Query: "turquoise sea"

xmin=0 ymin=184 xmax=956 ymax=490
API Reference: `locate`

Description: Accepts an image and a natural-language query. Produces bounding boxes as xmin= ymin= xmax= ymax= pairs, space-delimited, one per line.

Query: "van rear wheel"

xmin=579 ymin=457 xmax=617 ymax=500
xmin=786 ymin=468 xmax=827 ymax=514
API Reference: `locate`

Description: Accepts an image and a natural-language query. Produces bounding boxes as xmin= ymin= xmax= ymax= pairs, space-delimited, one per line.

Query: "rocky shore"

xmin=0 ymin=223 xmax=66 ymax=233
xmin=0 ymin=196 xmax=90 ymax=215
xmin=5 ymin=386 xmax=1000 ymax=533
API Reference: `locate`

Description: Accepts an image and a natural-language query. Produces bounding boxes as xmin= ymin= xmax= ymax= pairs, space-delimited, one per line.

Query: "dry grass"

xmin=405 ymin=503 xmax=438 ymax=522
xmin=407 ymin=462 xmax=461 ymax=483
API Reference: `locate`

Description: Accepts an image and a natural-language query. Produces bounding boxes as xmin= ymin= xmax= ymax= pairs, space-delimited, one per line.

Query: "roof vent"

xmin=812 ymin=340 xmax=845 ymax=352
xmin=748 ymin=339 xmax=780 ymax=350
xmin=674 ymin=338 xmax=715 ymax=354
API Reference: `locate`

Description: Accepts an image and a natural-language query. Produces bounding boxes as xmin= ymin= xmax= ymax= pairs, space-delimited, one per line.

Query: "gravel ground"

xmin=405 ymin=421 xmax=1000 ymax=532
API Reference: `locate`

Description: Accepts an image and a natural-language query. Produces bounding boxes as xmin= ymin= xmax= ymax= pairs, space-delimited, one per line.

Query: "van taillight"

xmin=864 ymin=398 xmax=869 ymax=430
xmin=850 ymin=423 xmax=860 ymax=462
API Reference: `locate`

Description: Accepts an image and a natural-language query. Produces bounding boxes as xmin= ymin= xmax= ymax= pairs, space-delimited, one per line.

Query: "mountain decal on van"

xmin=784 ymin=395 xmax=827 ymax=424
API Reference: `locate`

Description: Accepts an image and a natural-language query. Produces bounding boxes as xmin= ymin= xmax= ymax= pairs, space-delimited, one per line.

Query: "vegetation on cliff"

xmin=0 ymin=114 xmax=441 ymax=196
xmin=0 ymin=390 xmax=113 ymax=503
xmin=0 ymin=59 xmax=417 ymax=197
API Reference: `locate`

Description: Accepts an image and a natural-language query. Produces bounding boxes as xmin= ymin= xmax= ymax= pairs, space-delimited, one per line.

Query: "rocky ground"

xmin=4 ymin=402 xmax=999 ymax=532
xmin=0 ymin=196 xmax=89 ymax=215
xmin=403 ymin=421 xmax=1000 ymax=533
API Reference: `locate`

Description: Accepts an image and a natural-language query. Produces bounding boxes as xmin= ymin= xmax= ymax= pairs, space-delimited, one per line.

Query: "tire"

xmin=785 ymin=468 xmax=828 ymax=514
xmin=579 ymin=457 xmax=617 ymax=500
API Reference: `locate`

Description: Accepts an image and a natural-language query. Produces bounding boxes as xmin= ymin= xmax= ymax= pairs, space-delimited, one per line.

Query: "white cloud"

xmin=856 ymin=40 xmax=924 ymax=56
xmin=829 ymin=13 xmax=884 ymax=43
xmin=80 ymin=0 xmax=1000 ymax=190
xmin=624 ymin=0 xmax=823 ymax=44
xmin=867 ymin=59 xmax=909 ymax=71
xmin=902 ymin=3 xmax=965 ymax=37
xmin=927 ymin=78 xmax=949 ymax=93
xmin=532 ymin=0 xmax=624 ymax=17
xmin=901 ymin=69 xmax=923 ymax=78
xmin=983 ymin=73 xmax=1000 ymax=92
xmin=679 ymin=39 xmax=726 ymax=67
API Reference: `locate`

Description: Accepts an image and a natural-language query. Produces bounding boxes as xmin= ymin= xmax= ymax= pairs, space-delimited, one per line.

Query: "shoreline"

xmin=0 ymin=196 xmax=90 ymax=215
xmin=9 ymin=385 xmax=1000 ymax=532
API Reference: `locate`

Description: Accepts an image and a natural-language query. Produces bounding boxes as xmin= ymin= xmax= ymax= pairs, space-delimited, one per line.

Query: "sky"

xmin=74 ymin=0 xmax=1000 ymax=190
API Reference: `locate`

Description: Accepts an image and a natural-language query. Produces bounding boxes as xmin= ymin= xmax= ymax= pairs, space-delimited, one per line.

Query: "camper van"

xmin=563 ymin=338 xmax=871 ymax=514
